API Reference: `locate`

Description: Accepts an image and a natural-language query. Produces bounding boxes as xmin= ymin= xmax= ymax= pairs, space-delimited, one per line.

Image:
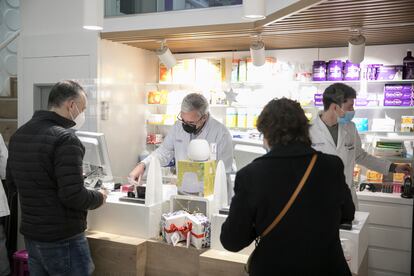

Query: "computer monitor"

xmin=75 ymin=131 xmax=113 ymax=183
xmin=234 ymin=144 xmax=266 ymax=171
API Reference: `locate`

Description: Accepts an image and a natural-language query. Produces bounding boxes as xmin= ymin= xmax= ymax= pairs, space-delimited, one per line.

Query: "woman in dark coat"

xmin=220 ymin=98 xmax=355 ymax=276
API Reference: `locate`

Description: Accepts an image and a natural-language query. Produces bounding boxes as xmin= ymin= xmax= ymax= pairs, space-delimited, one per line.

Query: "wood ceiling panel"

xmin=102 ymin=0 xmax=414 ymax=53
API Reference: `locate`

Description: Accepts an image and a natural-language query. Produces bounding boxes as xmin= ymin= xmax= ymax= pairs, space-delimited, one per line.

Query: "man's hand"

xmin=99 ymin=188 xmax=109 ymax=203
xmin=128 ymin=163 xmax=146 ymax=182
xmin=395 ymin=163 xmax=412 ymax=175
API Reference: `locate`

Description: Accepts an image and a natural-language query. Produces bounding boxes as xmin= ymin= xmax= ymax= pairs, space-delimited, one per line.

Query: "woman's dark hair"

xmin=257 ymin=98 xmax=311 ymax=148
xmin=48 ymin=80 xmax=85 ymax=109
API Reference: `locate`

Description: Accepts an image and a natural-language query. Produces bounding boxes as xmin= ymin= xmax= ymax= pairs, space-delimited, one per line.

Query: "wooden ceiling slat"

xmin=270 ymin=15 xmax=414 ymax=26
xmin=283 ymin=12 xmax=414 ymax=23
xmin=301 ymin=0 xmax=413 ymax=10
xmin=296 ymin=4 xmax=414 ymax=17
xmin=102 ymin=0 xmax=414 ymax=53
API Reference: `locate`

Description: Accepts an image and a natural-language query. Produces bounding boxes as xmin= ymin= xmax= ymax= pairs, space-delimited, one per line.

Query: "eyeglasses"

xmin=177 ymin=113 xmax=205 ymax=126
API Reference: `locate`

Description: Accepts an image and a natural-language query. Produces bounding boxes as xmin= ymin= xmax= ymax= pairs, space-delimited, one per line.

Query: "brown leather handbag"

xmin=245 ymin=154 xmax=318 ymax=273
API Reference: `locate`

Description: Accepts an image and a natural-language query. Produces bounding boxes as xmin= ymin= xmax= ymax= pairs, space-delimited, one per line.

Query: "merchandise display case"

xmin=209 ymin=212 xmax=370 ymax=275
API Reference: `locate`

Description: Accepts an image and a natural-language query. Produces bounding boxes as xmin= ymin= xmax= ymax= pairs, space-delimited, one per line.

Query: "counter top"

xmin=86 ymin=230 xmax=147 ymax=246
xmin=357 ymin=191 xmax=413 ymax=205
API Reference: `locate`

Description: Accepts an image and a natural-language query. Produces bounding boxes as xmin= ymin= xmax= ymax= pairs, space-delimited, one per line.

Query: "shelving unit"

xmin=0 ymin=77 xmax=18 ymax=145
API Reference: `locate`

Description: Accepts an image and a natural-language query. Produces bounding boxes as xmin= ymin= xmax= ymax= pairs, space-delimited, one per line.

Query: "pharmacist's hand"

xmin=99 ymin=188 xmax=108 ymax=203
xmin=395 ymin=163 xmax=412 ymax=175
xmin=128 ymin=163 xmax=145 ymax=182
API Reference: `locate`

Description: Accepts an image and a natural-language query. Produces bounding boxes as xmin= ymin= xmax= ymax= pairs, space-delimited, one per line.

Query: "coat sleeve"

xmin=217 ymin=126 xmax=234 ymax=174
xmin=353 ymin=127 xmax=392 ymax=175
xmin=220 ymin=170 xmax=256 ymax=252
xmin=0 ymin=134 xmax=8 ymax=180
xmin=336 ymin=159 xmax=355 ymax=223
xmin=54 ymin=133 xmax=104 ymax=210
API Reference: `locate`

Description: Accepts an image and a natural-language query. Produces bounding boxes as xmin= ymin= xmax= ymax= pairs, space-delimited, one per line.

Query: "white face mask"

xmin=69 ymin=104 xmax=86 ymax=130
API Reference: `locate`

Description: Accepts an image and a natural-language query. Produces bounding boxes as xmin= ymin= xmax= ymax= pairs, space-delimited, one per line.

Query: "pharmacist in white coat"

xmin=129 ymin=93 xmax=234 ymax=180
xmin=309 ymin=83 xmax=411 ymax=208
xmin=0 ymin=134 xmax=10 ymax=276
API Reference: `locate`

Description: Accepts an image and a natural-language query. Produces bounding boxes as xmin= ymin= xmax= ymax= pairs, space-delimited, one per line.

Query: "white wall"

xmin=0 ymin=0 xmax=19 ymax=96
xmin=99 ymin=39 xmax=158 ymax=179
xmin=18 ymin=0 xmax=100 ymax=126
xmin=103 ymin=0 xmax=299 ymax=32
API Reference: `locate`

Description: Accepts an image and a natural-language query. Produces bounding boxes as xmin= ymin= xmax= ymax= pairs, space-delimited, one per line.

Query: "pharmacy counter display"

xmin=210 ymin=211 xmax=370 ymax=275
xmin=86 ymin=191 xmax=166 ymax=239
xmin=357 ymin=191 xmax=413 ymax=275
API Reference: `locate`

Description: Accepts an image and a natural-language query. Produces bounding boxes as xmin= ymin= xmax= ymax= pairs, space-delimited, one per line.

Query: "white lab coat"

xmin=142 ymin=116 xmax=234 ymax=173
xmin=0 ymin=134 xmax=10 ymax=217
xmin=309 ymin=114 xmax=391 ymax=207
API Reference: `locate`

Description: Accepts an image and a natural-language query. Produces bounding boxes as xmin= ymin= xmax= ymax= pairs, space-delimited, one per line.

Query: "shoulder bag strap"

xmin=260 ymin=154 xmax=318 ymax=238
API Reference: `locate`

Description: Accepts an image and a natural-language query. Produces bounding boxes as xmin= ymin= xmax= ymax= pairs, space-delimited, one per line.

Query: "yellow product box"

xmin=177 ymin=160 xmax=216 ymax=197
xmin=401 ymin=116 xmax=414 ymax=132
xmin=366 ymin=170 xmax=383 ymax=183
xmin=163 ymin=114 xmax=176 ymax=126
xmin=226 ymin=108 xmax=237 ymax=128
xmin=393 ymin=163 xmax=411 ymax=183
xmin=353 ymin=165 xmax=361 ymax=183
xmin=393 ymin=173 xmax=405 ymax=184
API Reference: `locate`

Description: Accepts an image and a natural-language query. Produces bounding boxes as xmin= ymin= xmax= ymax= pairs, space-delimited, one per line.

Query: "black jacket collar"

xmin=257 ymin=142 xmax=316 ymax=160
xmin=32 ymin=110 xmax=75 ymax=129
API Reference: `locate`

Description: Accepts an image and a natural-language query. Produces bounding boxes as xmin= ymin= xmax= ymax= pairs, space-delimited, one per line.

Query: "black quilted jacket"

xmin=6 ymin=110 xmax=103 ymax=242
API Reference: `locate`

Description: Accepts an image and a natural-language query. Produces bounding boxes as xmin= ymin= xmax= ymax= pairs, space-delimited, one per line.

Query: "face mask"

xmin=69 ymin=104 xmax=86 ymax=130
xmin=182 ymin=123 xmax=197 ymax=134
xmin=337 ymin=110 xmax=355 ymax=125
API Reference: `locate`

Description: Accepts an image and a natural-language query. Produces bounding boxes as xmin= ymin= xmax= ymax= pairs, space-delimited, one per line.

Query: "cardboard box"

xmin=366 ymin=170 xmax=383 ymax=183
xmin=161 ymin=210 xmax=189 ymax=245
xmin=0 ymin=100 xmax=17 ymax=118
xmin=177 ymin=160 xmax=216 ymax=197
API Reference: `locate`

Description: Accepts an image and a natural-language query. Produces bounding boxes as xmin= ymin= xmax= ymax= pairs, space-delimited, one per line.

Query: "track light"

xmin=348 ymin=28 xmax=366 ymax=64
xmin=250 ymin=35 xmax=266 ymax=67
xmin=156 ymin=40 xmax=177 ymax=70
xmin=83 ymin=0 xmax=104 ymax=30
xmin=243 ymin=0 xmax=266 ymax=20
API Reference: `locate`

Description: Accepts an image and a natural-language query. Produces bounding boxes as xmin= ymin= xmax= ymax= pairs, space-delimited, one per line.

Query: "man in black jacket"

xmin=6 ymin=80 xmax=106 ymax=276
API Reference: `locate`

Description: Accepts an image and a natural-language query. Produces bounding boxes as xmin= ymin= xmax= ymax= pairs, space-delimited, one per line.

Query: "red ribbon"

xmin=191 ymin=232 xmax=205 ymax=239
xmin=165 ymin=222 xmax=193 ymax=237
xmin=164 ymin=222 xmax=205 ymax=239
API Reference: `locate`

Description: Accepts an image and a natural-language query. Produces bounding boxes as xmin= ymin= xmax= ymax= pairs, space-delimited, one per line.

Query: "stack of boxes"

xmin=383 ymin=84 xmax=414 ymax=107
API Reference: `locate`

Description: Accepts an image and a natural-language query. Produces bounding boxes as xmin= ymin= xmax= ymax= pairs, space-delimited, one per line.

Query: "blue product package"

xmin=353 ymin=118 xmax=369 ymax=132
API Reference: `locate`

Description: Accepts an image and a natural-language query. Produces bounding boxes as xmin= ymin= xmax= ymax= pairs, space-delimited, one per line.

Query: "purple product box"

xmin=314 ymin=98 xmax=323 ymax=106
xmin=384 ymin=91 xmax=413 ymax=100
xmin=384 ymin=99 xmax=412 ymax=106
xmin=377 ymin=65 xmax=403 ymax=80
xmin=344 ymin=61 xmax=360 ymax=81
xmin=327 ymin=60 xmax=343 ymax=81
xmin=366 ymin=64 xmax=382 ymax=80
xmin=384 ymin=84 xmax=413 ymax=92
xmin=312 ymin=61 xmax=326 ymax=81
xmin=314 ymin=94 xmax=323 ymax=100
xmin=355 ymin=98 xmax=368 ymax=106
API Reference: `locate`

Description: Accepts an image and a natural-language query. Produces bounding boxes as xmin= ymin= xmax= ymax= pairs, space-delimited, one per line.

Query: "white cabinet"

xmin=358 ymin=192 xmax=413 ymax=276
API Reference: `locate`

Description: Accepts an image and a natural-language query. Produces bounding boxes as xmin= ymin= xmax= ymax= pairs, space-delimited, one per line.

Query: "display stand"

xmin=87 ymin=192 xmax=167 ymax=239
xmin=210 ymin=211 xmax=369 ymax=275
xmin=86 ymin=231 xmax=147 ymax=276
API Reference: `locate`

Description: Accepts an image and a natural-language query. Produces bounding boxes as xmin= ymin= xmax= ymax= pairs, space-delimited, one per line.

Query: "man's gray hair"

xmin=181 ymin=93 xmax=209 ymax=116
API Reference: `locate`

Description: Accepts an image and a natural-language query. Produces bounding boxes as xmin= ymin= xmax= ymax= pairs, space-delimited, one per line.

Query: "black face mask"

xmin=182 ymin=123 xmax=197 ymax=134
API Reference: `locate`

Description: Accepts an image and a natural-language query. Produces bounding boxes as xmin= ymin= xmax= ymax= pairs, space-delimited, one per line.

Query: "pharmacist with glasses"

xmin=310 ymin=83 xmax=412 ymax=208
xmin=129 ymin=93 xmax=234 ymax=181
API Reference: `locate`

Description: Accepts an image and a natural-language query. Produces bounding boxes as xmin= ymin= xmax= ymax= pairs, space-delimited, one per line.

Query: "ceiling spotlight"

xmin=243 ymin=0 xmax=266 ymax=20
xmin=250 ymin=35 xmax=266 ymax=67
xmin=83 ymin=0 xmax=104 ymax=31
xmin=156 ymin=40 xmax=177 ymax=70
xmin=348 ymin=28 xmax=366 ymax=64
